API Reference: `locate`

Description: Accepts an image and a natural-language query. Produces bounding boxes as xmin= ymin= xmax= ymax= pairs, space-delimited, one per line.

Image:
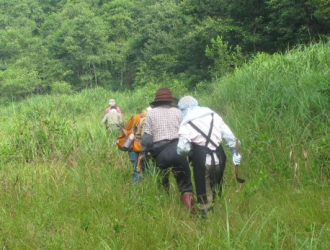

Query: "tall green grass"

xmin=0 ymin=41 xmax=329 ymax=249
xmin=202 ymin=41 xmax=330 ymax=185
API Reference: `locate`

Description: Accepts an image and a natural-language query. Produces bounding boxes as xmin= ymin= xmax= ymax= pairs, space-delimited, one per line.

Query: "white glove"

xmin=232 ymin=153 xmax=242 ymax=165
xmin=177 ymin=137 xmax=192 ymax=157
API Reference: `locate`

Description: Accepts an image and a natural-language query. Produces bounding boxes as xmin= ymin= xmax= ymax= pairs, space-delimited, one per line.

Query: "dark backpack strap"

xmin=205 ymin=114 xmax=214 ymax=147
xmin=188 ymin=114 xmax=218 ymax=174
xmin=188 ymin=114 xmax=217 ymax=148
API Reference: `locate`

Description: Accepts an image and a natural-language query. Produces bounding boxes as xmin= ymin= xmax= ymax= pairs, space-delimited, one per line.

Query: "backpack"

xmin=135 ymin=116 xmax=146 ymax=139
xmin=116 ymin=113 xmax=147 ymax=152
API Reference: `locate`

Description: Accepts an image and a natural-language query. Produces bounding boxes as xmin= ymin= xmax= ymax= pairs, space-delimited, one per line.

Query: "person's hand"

xmin=177 ymin=137 xmax=192 ymax=157
xmin=232 ymin=153 xmax=242 ymax=165
xmin=139 ymin=152 xmax=145 ymax=160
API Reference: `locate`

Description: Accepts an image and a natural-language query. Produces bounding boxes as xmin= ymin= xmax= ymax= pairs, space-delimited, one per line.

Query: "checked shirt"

xmin=143 ymin=105 xmax=182 ymax=143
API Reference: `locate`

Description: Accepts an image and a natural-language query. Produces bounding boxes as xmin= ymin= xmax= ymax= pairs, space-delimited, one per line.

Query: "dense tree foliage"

xmin=0 ymin=0 xmax=329 ymax=99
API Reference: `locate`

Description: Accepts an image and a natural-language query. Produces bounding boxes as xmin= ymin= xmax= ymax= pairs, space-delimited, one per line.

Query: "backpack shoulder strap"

xmin=125 ymin=114 xmax=141 ymax=131
xmin=135 ymin=115 xmax=147 ymax=139
xmin=188 ymin=114 xmax=217 ymax=148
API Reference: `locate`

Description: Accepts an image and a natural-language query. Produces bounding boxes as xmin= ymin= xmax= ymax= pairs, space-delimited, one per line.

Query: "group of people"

xmin=100 ymin=99 xmax=149 ymax=180
xmin=101 ymin=88 xmax=242 ymax=218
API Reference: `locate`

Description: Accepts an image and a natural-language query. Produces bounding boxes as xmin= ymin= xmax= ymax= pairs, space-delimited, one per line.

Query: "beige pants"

xmin=199 ymin=164 xmax=221 ymax=211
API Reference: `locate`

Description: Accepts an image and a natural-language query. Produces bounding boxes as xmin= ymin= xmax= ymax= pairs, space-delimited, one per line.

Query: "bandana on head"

xmin=178 ymin=96 xmax=198 ymax=110
xmin=178 ymin=96 xmax=214 ymax=125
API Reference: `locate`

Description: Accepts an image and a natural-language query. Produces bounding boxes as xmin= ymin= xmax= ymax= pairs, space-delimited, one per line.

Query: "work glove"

xmin=231 ymin=149 xmax=242 ymax=166
xmin=177 ymin=137 xmax=192 ymax=157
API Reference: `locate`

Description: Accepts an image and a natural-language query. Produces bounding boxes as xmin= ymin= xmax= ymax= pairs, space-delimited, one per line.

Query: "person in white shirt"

xmin=177 ymin=96 xmax=242 ymax=217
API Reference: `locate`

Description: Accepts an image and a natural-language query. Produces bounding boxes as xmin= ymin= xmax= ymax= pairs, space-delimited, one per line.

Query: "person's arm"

xmin=141 ymin=133 xmax=153 ymax=151
xmin=177 ymin=125 xmax=193 ymax=156
xmin=120 ymin=114 xmax=125 ymax=126
xmin=100 ymin=115 xmax=107 ymax=127
xmin=218 ymin=117 xmax=242 ymax=165
xmin=177 ymin=137 xmax=192 ymax=156
xmin=117 ymin=114 xmax=124 ymax=129
xmin=220 ymin=123 xmax=237 ymax=149
xmin=142 ymin=114 xmax=152 ymax=135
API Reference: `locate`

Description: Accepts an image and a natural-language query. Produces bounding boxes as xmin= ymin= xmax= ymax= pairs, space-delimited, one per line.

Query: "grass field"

xmin=0 ymin=41 xmax=329 ymax=249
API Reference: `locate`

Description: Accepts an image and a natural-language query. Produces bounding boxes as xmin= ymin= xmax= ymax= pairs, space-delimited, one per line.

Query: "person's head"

xmin=109 ymin=99 xmax=116 ymax=106
xmin=178 ymin=96 xmax=198 ymax=116
xmin=150 ymin=88 xmax=177 ymax=107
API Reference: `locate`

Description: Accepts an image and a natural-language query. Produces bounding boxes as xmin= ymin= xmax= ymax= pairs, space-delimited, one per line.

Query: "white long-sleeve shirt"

xmin=177 ymin=108 xmax=236 ymax=165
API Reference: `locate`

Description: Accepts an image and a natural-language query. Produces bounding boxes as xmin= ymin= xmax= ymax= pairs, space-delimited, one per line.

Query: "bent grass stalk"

xmin=224 ymin=199 xmax=231 ymax=249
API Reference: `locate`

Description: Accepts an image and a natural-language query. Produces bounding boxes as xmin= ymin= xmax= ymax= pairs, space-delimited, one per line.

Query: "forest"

xmin=1 ymin=0 xmax=330 ymax=101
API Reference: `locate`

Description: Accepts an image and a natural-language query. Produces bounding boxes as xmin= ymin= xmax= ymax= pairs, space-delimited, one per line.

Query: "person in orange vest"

xmin=124 ymin=108 xmax=149 ymax=181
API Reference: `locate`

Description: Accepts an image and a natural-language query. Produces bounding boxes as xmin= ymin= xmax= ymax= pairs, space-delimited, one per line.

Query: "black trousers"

xmin=154 ymin=141 xmax=193 ymax=194
xmin=190 ymin=144 xmax=227 ymax=204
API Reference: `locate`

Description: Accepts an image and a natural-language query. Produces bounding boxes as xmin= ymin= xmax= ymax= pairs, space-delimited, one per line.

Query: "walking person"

xmin=100 ymin=106 xmax=124 ymax=134
xmin=124 ymin=108 xmax=148 ymax=181
xmin=176 ymin=96 xmax=242 ymax=217
xmin=105 ymin=99 xmax=122 ymax=114
xmin=141 ymin=88 xmax=194 ymax=210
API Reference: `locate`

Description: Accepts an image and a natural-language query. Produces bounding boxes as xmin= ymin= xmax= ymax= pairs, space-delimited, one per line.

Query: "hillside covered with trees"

xmin=1 ymin=0 xmax=330 ymax=101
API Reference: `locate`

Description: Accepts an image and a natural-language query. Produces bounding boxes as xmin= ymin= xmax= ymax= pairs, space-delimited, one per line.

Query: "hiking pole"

xmin=235 ymin=138 xmax=245 ymax=183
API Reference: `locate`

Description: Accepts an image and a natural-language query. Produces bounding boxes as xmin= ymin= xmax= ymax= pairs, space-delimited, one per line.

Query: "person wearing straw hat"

xmin=141 ymin=88 xmax=194 ymax=210
xmin=100 ymin=106 xmax=124 ymax=133
xmin=176 ymin=95 xmax=242 ymax=218
xmin=105 ymin=99 xmax=122 ymax=114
